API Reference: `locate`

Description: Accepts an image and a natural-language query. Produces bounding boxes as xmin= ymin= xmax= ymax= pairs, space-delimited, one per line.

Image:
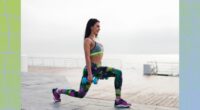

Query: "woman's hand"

xmin=87 ymin=73 xmax=93 ymax=83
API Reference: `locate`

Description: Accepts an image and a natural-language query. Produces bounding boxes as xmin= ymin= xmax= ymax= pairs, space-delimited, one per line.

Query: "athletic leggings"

xmin=57 ymin=63 xmax=123 ymax=98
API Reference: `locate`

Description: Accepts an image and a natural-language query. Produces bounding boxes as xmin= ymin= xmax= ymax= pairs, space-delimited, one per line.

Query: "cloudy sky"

xmin=21 ymin=0 xmax=179 ymax=55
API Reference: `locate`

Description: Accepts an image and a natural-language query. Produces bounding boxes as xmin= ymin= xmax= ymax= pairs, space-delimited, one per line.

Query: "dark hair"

xmin=84 ymin=18 xmax=100 ymax=39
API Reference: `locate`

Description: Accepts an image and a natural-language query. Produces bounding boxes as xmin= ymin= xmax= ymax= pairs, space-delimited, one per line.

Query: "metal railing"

xmin=145 ymin=61 xmax=179 ymax=76
xmin=27 ymin=56 xmax=123 ymax=69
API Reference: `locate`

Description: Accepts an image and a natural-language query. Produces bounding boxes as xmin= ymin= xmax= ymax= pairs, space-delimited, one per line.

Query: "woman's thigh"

xmin=94 ymin=66 xmax=122 ymax=79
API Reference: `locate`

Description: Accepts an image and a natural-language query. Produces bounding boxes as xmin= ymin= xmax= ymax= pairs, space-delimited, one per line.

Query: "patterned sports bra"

xmin=90 ymin=38 xmax=104 ymax=56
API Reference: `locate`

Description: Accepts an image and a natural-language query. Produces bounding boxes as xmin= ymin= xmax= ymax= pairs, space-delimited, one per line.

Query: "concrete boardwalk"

xmin=22 ymin=69 xmax=179 ymax=110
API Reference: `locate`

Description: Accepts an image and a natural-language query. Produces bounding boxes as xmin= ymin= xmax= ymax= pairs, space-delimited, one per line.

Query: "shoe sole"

xmin=115 ymin=104 xmax=131 ymax=108
xmin=53 ymin=98 xmax=61 ymax=103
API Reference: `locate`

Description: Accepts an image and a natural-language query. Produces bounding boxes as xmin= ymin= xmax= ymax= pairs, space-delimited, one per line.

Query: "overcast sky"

xmin=21 ymin=0 xmax=179 ymax=55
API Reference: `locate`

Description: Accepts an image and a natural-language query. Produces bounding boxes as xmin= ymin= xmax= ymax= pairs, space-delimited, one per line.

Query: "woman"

xmin=52 ymin=18 xmax=131 ymax=108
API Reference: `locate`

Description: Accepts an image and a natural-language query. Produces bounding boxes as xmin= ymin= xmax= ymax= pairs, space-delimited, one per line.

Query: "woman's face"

xmin=91 ymin=22 xmax=100 ymax=36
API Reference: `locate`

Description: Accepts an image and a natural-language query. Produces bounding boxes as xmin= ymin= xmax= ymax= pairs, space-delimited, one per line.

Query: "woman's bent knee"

xmin=115 ymin=69 xmax=122 ymax=76
xmin=78 ymin=92 xmax=86 ymax=98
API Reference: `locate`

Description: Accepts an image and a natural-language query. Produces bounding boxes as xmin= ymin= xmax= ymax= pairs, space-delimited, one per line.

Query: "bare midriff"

xmin=90 ymin=53 xmax=103 ymax=65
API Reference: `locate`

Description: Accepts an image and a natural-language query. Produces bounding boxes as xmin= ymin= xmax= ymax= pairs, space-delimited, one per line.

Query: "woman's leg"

xmin=55 ymin=68 xmax=92 ymax=98
xmin=93 ymin=66 xmax=131 ymax=107
xmin=95 ymin=66 xmax=123 ymax=98
xmin=57 ymin=78 xmax=91 ymax=98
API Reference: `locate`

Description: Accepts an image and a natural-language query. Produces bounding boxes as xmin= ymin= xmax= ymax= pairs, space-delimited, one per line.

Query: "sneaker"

xmin=114 ymin=98 xmax=131 ymax=108
xmin=52 ymin=88 xmax=61 ymax=102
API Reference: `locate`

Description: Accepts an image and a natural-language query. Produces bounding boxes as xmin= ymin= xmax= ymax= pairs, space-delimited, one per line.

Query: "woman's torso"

xmin=89 ymin=38 xmax=104 ymax=65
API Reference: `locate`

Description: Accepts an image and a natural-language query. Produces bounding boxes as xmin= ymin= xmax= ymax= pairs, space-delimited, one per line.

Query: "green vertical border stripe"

xmin=180 ymin=0 xmax=200 ymax=110
xmin=0 ymin=0 xmax=21 ymax=110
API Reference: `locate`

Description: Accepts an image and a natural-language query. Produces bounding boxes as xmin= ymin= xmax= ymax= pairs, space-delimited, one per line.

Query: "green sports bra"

xmin=90 ymin=39 xmax=104 ymax=56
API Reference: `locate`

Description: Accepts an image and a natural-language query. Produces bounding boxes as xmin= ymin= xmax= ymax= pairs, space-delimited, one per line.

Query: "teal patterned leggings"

xmin=58 ymin=63 xmax=123 ymax=98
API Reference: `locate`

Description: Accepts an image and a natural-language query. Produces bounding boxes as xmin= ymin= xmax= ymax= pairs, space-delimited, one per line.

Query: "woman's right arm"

xmin=84 ymin=38 xmax=92 ymax=76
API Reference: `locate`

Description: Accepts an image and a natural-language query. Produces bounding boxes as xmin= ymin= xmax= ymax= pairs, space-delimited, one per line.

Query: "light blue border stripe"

xmin=180 ymin=0 xmax=200 ymax=110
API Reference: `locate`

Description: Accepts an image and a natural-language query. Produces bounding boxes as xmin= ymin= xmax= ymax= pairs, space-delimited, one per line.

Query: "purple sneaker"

xmin=114 ymin=98 xmax=131 ymax=108
xmin=52 ymin=88 xmax=61 ymax=102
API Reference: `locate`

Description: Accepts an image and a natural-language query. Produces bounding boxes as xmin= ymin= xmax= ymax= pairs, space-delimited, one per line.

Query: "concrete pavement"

xmin=22 ymin=68 xmax=179 ymax=110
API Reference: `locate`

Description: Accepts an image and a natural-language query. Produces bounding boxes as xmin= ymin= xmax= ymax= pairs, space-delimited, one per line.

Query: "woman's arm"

xmin=84 ymin=38 xmax=92 ymax=76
